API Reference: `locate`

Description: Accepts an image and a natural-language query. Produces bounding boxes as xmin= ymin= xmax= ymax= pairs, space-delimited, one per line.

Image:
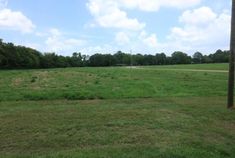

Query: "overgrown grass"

xmin=0 ymin=63 xmax=234 ymax=158
xmin=0 ymin=63 xmax=230 ymax=101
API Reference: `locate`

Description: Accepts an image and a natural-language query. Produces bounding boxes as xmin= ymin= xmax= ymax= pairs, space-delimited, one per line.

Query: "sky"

xmin=0 ymin=0 xmax=232 ymax=56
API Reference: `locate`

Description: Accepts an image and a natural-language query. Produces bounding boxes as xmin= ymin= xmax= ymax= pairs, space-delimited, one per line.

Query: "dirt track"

xmin=125 ymin=67 xmax=228 ymax=73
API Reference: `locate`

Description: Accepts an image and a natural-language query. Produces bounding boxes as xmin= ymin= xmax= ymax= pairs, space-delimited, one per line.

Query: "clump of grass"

xmin=63 ymin=91 xmax=104 ymax=100
xmin=184 ymin=74 xmax=189 ymax=78
xmin=183 ymin=74 xmax=190 ymax=81
xmin=23 ymin=93 xmax=49 ymax=100
xmin=64 ymin=93 xmax=82 ymax=100
xmin=88 ymin=96 xmax=95 ymax=100
xmin=63 ymin=92 xmax=96 ymax=100
xmin=97 ymin=96 xmax=105 ymax=100
xmin=31 ymin=76 xmax=38 ymax=83
xmin=94 ymin=80 xmax=99 ymax=84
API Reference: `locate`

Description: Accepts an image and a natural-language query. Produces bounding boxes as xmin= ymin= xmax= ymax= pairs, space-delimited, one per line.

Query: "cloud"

xmin=79 ymin=44 xmax=118 ymax=55
xmin=16 ymin=42 xmax=42 ymax=51
xmin=0 ymin=8 xmax=35 ymax=33
xmin=86 ymin=0 xmax=201 ymax=52
xmin=144 ymin=34 xmax=158 ymax=48
xmin=118 ymin=0 xmax=201 ymax=11
xmin=0 ymin=0 xmax=7 ymax=9
xmin=86 ymin=0 xmax=201 ymax=30
xmin=87 ymin=0 xmax=145 ymax=30
xmin=179 ymin=7 xmax=217 ymax=26
xmin=112 ymin=6 xmax=230 ymax=55
xmin=139 ymin=31 xmax=158 ymax=48
xmin=167 ymin=6 xmax=231 ymax=53
xmin=115 ymin=32 xmax=130 ymax=45
xmin=45 ymin=28 xmax=86 ymax=55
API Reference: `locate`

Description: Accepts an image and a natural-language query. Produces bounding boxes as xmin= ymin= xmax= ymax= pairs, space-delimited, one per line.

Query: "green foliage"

xmin=210 ymin=49 xmax=229 ymax=63
xmin=0 ymin=39 xmax=230 ymax=69
xmin=0 ymin=41 xmax=42 ymax=69
xmin=89 ymin=53 xmax=116 ymax=66
xmin=70 ymin=52 xmax=83 ymax=67
xmin=171 ymin=51 xmax=191 ymax=64
xmin=193 ymin=52 xmax=203 ymax=64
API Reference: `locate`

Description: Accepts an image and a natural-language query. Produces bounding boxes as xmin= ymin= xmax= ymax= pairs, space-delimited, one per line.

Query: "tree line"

xmin=0 ymin=39 xmax=230 ymax=69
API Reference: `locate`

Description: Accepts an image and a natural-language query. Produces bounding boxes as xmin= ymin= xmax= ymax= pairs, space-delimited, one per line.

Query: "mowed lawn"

xmin=0 ymin=63 xmax=235 ymax=158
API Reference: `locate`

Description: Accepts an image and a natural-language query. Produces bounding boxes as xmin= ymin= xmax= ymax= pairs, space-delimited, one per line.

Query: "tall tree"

xmin=156 ymin=53 xmax=167 ymax=65
xmin=228 ymin=0 xmax=235 ymax=109
xmin=171 ymin=51 xmax=191 ymax=64
xmin=193 ymin=52 xmax=203 ymax=64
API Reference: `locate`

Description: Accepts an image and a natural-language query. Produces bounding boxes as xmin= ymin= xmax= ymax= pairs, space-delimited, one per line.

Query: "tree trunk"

xmin=228 ymin=0 xmax=235 ymax=109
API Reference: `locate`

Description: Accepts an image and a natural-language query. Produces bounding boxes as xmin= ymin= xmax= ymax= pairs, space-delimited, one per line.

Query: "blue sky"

xmin=0 ymin=0 xmax=232 ymax=56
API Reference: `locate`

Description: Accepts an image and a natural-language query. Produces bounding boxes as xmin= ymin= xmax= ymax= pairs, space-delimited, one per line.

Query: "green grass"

xmin=0 ymin=98 xmax=235 ymax=158
xmin=0 ymin=63 xmax=235 ymax=158
xmin=142 ymin=63 xmax=229 ymax=70
xmin=0 ymin=63 xmax=230 ymax=101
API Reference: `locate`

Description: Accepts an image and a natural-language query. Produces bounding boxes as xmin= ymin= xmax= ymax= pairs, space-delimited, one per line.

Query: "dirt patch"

xmin=124 ymin=67 xmax=228 ymax=73
xmin=11 ymin=78 xmax=23 ymax=87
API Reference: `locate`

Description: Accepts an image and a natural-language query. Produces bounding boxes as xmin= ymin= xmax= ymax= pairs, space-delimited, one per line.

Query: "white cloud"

xmin=167 ymin=7 xmax=231 ymax=53
xmin=86 ymin=0 xmax=201 ymax=52
xmin=115 ymin=32 xmax=130 ymax=45
xmin=17 ymin=42 xmax=42 ymax=50
xmin=0 ymin=9 xmax=35 ymax=33
xmin=87 ymin=0 xmax=145 ymax=30
xmin=144 ymin=34 xmax=158 ymax=48
xmin=118 ymin=6 xmax=230 ymax=55
xmin=139 ymin=31 xmax=158 ymax=48
xmin=45 ymin=28 xmax=86 ymax=55
xmin=80 ymin=44 xmax=117 ymax=55
xmin=119 ymin=0 xmax=201 ymax=11
xmin=0 ymin=0 xmax=7 ymax=9
xmin=86 ymin=0 xmax=201 ymax=30
xmin=179 ymin=7 xmax=217 ymax=26
xmin=35 ymin=32 xmax=48 ymax=37
xmin=159 ymin=0 xmax=201 ymax=9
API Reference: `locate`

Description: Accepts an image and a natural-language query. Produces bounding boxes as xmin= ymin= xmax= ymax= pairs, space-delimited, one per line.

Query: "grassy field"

xmin=142 ymin=63 xmax=229 ymax=70
xmin=0 ymin=63 xmax=235 ymax=158
xmin=0 ymin=64 xmax=230 ymax=101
